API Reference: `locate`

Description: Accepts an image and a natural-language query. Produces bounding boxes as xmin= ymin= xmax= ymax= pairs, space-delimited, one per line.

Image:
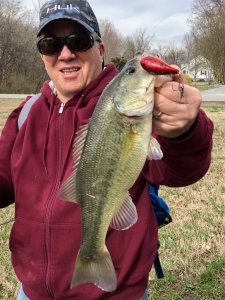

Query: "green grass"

xmin=0 ymin=100 xmax=225 ymax=299
xmin=149 ymin=256 xmax=225 ymax=300
xmin=202 ymin=105 xmax=225 ymax=112
xmin=148 ymin=103 xmax=225 ymax=299
xmin=0 ymin=206 xmax=18 ymax=300
xmin=191 ymin=82 xmax=218 ymax=91
xmin=0 ymin=99 xmax=21 ymax=299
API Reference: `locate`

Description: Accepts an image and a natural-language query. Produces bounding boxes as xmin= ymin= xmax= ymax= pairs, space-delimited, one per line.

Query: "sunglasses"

xmin=37 ymin=32 xmax=101 ymax=55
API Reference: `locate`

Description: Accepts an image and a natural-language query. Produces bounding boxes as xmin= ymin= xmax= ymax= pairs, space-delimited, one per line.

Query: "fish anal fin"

xmin=148 ymin=137 xmax=163 ymax=160
xmin=71 ymin=248 xmax=117 ymax=292
xmin=110 ymin=193 xmax=138 ymax=230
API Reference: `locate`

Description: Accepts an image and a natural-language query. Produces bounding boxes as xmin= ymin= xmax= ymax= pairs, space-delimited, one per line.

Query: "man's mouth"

xmin=60 ymin=67 xmax=80 ymax=74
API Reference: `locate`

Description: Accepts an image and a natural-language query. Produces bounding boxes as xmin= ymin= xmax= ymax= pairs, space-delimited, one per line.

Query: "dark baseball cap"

xmin=37 ymin=0 xmax=101 ymax=37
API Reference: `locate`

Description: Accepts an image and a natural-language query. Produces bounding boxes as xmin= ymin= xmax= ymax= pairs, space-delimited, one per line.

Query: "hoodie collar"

xmin=40 ymin=63 xmax=119 ymax=107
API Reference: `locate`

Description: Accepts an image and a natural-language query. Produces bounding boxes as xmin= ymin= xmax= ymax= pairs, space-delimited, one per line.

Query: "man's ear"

xmin=99 ymin=42 xmax=105 ymax=62
xmin=40 ymin=54 xmax=44 ymax=62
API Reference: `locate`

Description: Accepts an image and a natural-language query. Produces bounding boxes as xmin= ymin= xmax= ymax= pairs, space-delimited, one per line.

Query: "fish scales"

xmin=77 ymin=107 xmax=149 ymax=245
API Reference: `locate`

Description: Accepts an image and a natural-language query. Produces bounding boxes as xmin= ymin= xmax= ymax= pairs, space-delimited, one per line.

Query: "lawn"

xmin=191 ymin=82 xmax=219 ymax=91
xmin=148 ymin=103 xmax=225 ymax=299
xmin=0 ymin=98 xmax=224 ymax=299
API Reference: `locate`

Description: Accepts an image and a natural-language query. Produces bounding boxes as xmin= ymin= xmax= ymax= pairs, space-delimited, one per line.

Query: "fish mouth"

xmin=114 ymin=76 xmax=155 ymax=117
xmin=118 ymin=100 xmax=154 ymax=117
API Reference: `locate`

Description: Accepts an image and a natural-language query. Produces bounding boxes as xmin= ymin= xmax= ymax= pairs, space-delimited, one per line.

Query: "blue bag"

xmin=149 ymin=183 xmax=172 ymax=278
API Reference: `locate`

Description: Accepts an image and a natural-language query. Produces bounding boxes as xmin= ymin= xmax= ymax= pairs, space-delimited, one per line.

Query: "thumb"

xmin=154 ymin=74 xmax=173 ymax=88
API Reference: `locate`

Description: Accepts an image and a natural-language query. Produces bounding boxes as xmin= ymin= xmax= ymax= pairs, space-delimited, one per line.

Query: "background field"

xmin=0 ymin=99 xmax=224 ymax=299
xmin=149 ymin=103 xmax=225 ymax=299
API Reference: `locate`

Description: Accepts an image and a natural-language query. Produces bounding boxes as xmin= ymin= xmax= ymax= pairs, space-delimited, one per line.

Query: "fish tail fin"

xmin=71 ymin=249 xmax=117 ymax=292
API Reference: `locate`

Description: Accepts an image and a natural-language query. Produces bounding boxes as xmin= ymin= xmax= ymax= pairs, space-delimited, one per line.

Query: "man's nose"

xmin=58 ymin=45 xmax=76 ymax=60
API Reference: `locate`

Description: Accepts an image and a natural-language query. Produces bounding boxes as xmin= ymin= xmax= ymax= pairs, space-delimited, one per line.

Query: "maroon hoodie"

xmin=0 ymin=64 xmax=213 ymax=299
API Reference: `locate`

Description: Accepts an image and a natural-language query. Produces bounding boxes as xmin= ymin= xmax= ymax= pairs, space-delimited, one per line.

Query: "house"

xmin=181 ymin=55 xmax=214 ymax=82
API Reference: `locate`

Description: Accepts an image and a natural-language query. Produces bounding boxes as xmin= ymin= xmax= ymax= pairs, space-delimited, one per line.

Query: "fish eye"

xmin=126 ymin=66 xmax=136 ymax=75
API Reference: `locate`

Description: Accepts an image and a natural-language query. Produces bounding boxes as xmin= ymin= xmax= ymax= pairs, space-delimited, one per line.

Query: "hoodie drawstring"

xmin=42 ymin=93 xmax=55 ymax=174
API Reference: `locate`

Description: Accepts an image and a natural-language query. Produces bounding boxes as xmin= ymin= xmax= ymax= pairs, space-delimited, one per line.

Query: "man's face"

xmin=40 ymin=19 xmax=105 ymax=102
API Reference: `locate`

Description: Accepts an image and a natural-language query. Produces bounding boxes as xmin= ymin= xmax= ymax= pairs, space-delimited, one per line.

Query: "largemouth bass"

xmin=60 ymin=54 xmax=177 ymax=292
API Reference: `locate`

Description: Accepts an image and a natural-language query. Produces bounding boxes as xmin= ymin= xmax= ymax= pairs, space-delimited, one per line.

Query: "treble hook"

xmin=172 ymin=73 xmax=184 ymax=99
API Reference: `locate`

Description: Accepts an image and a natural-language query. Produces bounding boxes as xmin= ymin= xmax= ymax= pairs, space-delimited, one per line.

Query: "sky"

xmin=21 ymin=0 xmax=194 ymax=46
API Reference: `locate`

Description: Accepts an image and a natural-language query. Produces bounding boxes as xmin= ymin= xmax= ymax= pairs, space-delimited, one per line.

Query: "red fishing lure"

xmin=140 ymin=55 xmax=179 ymax=74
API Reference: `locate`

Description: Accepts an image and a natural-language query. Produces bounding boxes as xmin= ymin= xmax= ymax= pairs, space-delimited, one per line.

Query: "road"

xmin=201 ymin=85 xmax=225 ymax=102
xmin=0 ymin=85 xmax=225 ymax=102
xmin=0 ymin=94 xmax=32 ymax=99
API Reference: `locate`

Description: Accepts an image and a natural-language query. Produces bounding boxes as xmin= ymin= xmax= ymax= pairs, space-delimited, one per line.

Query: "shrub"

xmin=184 ymin=73 xmax=193 ymax=85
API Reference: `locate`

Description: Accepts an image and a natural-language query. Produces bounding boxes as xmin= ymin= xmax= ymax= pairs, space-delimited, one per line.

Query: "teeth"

xmin=62 ymin=67 xmax=79 ymax=73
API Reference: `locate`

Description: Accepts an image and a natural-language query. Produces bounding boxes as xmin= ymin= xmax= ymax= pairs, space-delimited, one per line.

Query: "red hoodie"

xmin=0 ymin=64 xmax=213 ymax=299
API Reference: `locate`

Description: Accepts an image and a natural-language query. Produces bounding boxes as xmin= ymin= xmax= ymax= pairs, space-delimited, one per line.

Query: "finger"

xmin=153 ymin=86 xmax=198 ymax=119
xmin=153 ymin=107 xmax=188 ymax=123
xmin=152 ymin=105 xmax=196 ymax=139
xmin=155 ymin=81 xmax=202 ymax=105
xmin=153 ymin=99 xmax=183 ymax=118
xmin=153 ymin=91 xmax=200 ymax=131
xmin=168 ymin=65 xmax=188 ymax=84
xmin=155 ymin=81 xmax=186 ymax=104
xmin=154 ymin=74 xmax=173 ymax=88
xmin=152 ymin=114 xmax=182 ymax=129
xmin=153 ymin=119 xmax=188 ymax=138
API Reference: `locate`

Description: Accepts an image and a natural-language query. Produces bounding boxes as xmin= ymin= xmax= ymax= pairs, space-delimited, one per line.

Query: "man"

xmin=0 ymin=0 xmax=213 ymax=299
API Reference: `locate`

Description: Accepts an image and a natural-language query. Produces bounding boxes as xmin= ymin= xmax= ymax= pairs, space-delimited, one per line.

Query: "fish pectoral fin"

xmin=73 ymin=123 xmax=89 ymax=166
xmin=60 ymin=123 xmax=89 ymax=203
xmin=110 ymin=193 xmax=138 ymax=230
xmin=148 ymin=137 xmax=163 ymax=160
xmin=59 ymin=169 xmax=78 ymax=203
xmin=71 ymin=248 xmax=117 ymax=292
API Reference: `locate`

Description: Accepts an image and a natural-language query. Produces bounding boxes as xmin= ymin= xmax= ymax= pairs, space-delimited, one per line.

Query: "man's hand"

xmin=153 ymin=69 xmax=202 ymax=138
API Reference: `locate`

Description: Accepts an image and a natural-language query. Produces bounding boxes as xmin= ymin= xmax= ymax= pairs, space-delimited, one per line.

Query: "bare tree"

xmin=152 ymin=44 xmax=170 ymax=61
xmin=99 ymin=19 xmax=123 ymax=64
xmin=122 ymin=28 xmax=154 ymax=59
xmin=165 ymin=43 xmax=186 ymax=67
xmin=132 ymin=28 xmax=154 ymax=54
xmin=0 ymin=0 xmax=46 ymax=93
xmin=0 ymin=0 xmax=24 ymax=84
xmin=189 ymin=0 xmax=225 ymax=82
xmin=121 ymin=36 xmax=136 ymax=60
xmin=152 ymin=43 xmax=185 ymax=67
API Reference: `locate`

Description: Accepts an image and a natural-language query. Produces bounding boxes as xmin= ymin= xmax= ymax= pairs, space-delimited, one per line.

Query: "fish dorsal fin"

xmin=60 ymin=124 xmax=89 ymax=203
xmin=148 ymin=137 xmax=163 ymax=160
xmin=110 ymin=193 xmax=138 ymax=230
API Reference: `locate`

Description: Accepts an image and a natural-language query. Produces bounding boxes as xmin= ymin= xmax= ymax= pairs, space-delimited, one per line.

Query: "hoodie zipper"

xmin=44 ymin=103 xmax=65 ymax=297
xmin=59 ymin=102 xmax=65 ymax=114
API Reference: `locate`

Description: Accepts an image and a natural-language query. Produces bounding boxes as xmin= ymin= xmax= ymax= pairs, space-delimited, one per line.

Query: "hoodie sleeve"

xmin=0 ymin=105 xmax=23 ymax=208
xmin=143 ymin=109 xmax=214 ymax=187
